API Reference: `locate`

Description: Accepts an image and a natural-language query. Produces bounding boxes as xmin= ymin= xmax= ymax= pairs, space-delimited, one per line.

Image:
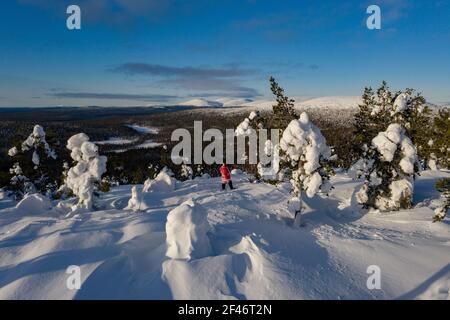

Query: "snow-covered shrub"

xmin=19 ymin=125 xmax=57 ymax=166
xmin=180 ymin=164 xmax=193 ymax=180
xmin=235 ymin=111 xmax=259 ymax=136
xmin=7 ymin=125 xmax=57 ymax=198
xmin=125 ymin=186 xmax=148 ymax=212
xmin=430 ymin=108 xmax=450 ymax=169
xmin=279 ymin=112 xmax=333 ymax=226
xmin=165 ymin=199 xmax=211 ymax=260
xmin=352 ymin=123 xmax=419 ymax=211
xmin=143 ymin=168 xmax=175 ymax=193
xmin=433 ymin=178 xmax=450 ymax=222
xmin=257 ymin=139 xmax=281 ymax=181
xmin=65 ymin=133 xmax=107 ymax=211
xmin=235 ymin=111 xmax=262 ymax=176
xmin=8 ymin=163 xmax=35 ymax=199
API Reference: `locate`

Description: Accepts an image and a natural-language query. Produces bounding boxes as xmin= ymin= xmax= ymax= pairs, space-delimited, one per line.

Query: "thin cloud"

xmin=50 ymin=91 xmax=177 ymax=101
xmin=112 ymin=62 xmax=261 ymax=98
xmin=160 ymin=78 xmax=260 ymax=98
xmin=112 ymin=63 xmax=257 ymax=78
xmin=16 ymin=0 xmax=208 ymax=26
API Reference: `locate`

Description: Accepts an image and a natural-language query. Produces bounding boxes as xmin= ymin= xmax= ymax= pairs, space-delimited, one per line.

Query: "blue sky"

xmin=0 ymin=0 xmax=449 ymax=107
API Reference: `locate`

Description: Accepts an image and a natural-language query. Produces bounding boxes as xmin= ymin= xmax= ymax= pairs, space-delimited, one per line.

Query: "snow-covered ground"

xmin=0 ymin=170 xmax=449 ymax=300
xmin=93 ymin=137 xmax=139 ymax=145
xmin=126 ymin=124 xmax=160 ymax=135
xmin=113 ymin=140 xmax=162 ymax=153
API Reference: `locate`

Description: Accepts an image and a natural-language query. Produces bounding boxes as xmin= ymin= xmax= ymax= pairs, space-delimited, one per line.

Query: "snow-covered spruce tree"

xmin=65 ymin=133 xmax=107 ymax=212
xmin=8 ymin=163 xmax=35 ymax=200
xmin=7 ymin=125 xmax=57 ymax=199
xmin=279 ymin=112 xmax=334 ymax=227
xmin=430 ymin=108 xmax=450 ymax=169
xmin=390 ymin=89 xmax=432 ymax=167
xmin=351 ymin=123 xmax=419 ymax=211
xmin=353 ymin=83 xmax=431 ymax=166
xmin=433 ymin=178 xmax=450 ymax=222
xmin=353 ymin=82 xmax=394 ymax=152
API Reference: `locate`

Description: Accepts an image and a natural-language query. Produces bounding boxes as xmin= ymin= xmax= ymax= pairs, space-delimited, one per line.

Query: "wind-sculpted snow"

xmin=165 ymin=199 xmax=211 ymax=260
xmin=143 ymin=170 xmax=176 ymax=193
xmin=0 ymin=170 xmax=449 ymax=299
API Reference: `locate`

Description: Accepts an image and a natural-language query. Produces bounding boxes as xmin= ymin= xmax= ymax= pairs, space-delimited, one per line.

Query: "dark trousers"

xmin=222 ymin=180 xmax=234 ymax=190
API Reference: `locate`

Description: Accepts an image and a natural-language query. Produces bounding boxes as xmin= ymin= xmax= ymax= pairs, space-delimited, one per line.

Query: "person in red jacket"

xmin=220 ymin=163 xmax=234 ymax=190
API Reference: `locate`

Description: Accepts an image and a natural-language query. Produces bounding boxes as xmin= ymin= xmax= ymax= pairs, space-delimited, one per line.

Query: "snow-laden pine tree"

xmin=266 ymin=77 xmax=298 ymax=131
xmin=353 ymin=82 xmax=393 ymax=151
xmin=8 ymin=163 xmax=35 ymax=200
xmin=430 ymin=108 xmax=450 ymax=169
xmin=351 ymin=123 xmax=419 ymax=211
xmin=280 ymin=112 xmax=333 ymax=227
xmin=245 ymin=77 xmax=334 ymax=226
xmin=391 ymin=89 xmax=432 ymax=167
xmin=433 ymin=178 xmax=450 ymax=222
xmin=65 ymin=133 xmax=107 ymax=212
xmin=353 ymin=82 xmax=431 ymax=167
xmin=7 ymin=125 xmax=57 ymax=198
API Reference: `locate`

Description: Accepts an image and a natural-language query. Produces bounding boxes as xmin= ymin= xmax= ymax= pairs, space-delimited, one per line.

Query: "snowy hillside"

xmin=176 ymin=98 xmax=223 ymax=108
xmin=296 ymin=96 xmax=362 ymax=110
xmin=0 ymin=170 xmax=449 ymax=299
xmin=239 ymin=96 xmax=362 ymax=111
xmin=175 ymin=96 xmax=362 ymax=112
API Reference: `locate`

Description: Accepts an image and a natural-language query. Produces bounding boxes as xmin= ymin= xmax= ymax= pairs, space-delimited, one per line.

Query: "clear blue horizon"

xmin=0 ymin=0 xmax=449 ymax=107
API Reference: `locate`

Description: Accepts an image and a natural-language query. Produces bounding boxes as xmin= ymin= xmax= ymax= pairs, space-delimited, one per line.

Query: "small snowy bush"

xmin=351 ymin=123 xmax=418 ymax=211
xmin=65 ymin=133 xmax=107 ymax=211
xmin=8 ymin=163 xmax=35 ymax=200
xmin=125 ymin=186 xmax=148 ymax=212
xmin=180 ymin=164 xmax=194 ymax=180
xmin=433 ymin=178 xmax=450 ymax=222
xmin=7 ymin=125 xmax=57 ymax=198
xmin=143 ymin=168 xmax=175 ymax=193
xmin=165 ymin=199 xmax=211 ymax=260
xmin=430 ymin=109 xmax=450 ymax=169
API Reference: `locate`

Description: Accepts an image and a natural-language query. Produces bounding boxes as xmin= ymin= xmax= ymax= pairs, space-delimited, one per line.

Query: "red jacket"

xmin=220 ymin=165 xmax=231 ymax=182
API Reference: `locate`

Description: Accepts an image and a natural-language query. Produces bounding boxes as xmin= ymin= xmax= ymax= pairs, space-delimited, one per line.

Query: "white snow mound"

xmin=15 ymin=194 xmax=52 ymax=215
xmin=143 ymin=170 xmax=176 ymax=193
xmin=165 ymin=198 xmax=211 ymax=260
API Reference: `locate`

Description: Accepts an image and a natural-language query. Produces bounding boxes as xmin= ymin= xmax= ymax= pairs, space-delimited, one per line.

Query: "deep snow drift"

xmin=0 ymin=170 xmax=449 ymax=300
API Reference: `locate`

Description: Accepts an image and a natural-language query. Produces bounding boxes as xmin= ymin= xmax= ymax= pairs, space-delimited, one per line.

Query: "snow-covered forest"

xmin=0 ymin=79 xmax=449 ymax=300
